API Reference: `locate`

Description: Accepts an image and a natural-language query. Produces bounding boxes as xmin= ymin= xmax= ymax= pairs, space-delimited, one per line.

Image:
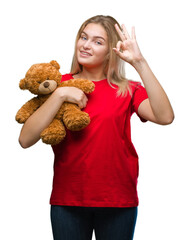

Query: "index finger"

xmin=121 ymin=24 xmax=130 ymax=39
xmin=114 ymin=24 xmax=126 ymax=41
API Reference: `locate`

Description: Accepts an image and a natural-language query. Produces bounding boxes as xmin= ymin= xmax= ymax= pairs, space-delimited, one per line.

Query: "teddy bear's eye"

xmin=37 ymin=81 xmax=41 ymax=84
xmin=47 ymin=77 xmax=49 ymax=80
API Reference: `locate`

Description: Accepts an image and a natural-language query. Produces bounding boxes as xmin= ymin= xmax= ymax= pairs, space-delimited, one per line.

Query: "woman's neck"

xmin=73 ymin=67 xmax=106 ymax=82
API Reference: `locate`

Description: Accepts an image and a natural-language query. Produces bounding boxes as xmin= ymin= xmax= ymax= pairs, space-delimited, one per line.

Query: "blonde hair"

xmin=70 ymin=15 xmax=131 ymax=97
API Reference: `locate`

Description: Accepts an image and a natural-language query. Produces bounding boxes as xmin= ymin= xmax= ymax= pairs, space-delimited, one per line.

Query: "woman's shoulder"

xmin=128 ymin=79 xmax=142 ymax=87
xmin=128 ymin=79 xmax=145 ymax=91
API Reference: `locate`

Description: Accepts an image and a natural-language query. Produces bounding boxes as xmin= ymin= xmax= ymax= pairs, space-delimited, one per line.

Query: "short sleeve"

xmin=131 ymin=82 xmax=149 ymax=122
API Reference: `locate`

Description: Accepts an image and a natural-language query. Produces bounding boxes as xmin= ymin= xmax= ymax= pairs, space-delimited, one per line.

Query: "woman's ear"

xmin=105 ymin=53 xmax=110 ymax=60
xmin=103 ymin=53 xmax=110 ymax=71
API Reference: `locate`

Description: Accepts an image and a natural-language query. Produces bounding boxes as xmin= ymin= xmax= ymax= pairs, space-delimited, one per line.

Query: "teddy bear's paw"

xmin=63 ymin=111 xmax=90 ymax=131
xmin=41 ymin=133 xmax=65 ymax=145
xmin=15 ymin=112 xmax=30 ymax=123
xmin=40 ymin=119 xmax=66 ymax=145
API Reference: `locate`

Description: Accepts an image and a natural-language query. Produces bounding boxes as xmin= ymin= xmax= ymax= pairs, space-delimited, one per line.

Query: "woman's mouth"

xmin=80 ymin=51 xmax=92 ymax=57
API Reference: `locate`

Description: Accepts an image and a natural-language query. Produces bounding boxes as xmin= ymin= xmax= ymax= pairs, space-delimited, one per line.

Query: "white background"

xmin=0 ymin=0 xmax=189 ymax=239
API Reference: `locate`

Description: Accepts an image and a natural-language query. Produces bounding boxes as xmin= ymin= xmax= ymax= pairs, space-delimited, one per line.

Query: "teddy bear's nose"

xmin=43 ymin=82 xmax=50 ymax=88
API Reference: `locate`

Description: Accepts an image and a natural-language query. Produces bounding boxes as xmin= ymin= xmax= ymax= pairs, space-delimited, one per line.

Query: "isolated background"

xmin=1 ymin=0 xmax=189 ymax=239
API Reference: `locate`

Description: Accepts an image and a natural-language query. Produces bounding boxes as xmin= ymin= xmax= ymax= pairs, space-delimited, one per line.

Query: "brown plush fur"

xmin=16 ymin=60 xmax=95 ymax=145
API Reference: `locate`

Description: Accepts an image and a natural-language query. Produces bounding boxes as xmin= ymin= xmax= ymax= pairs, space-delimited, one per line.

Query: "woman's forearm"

xmin=19 ymin=90 xmax=65 ymax=148
xmin=133 ymin=58 xmax=174 ymax=123
xmin=19 ymin=86 xmax=88 ymax=148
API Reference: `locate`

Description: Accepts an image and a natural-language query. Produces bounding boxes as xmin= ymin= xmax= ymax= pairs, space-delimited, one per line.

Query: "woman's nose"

xmin=83 ymin=40 xmax=91 ymax=49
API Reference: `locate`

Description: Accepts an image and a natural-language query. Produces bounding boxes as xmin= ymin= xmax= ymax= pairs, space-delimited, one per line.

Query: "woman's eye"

xmin=96 ymin=41 xmax=102 ymax=45
xmin=81 ymin=36 xmax=87 ymax=40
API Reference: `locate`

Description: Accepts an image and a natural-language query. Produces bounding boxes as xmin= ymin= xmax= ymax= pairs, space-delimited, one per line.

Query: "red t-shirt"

xmin=50 ymin=74 xmax=148 ymax=207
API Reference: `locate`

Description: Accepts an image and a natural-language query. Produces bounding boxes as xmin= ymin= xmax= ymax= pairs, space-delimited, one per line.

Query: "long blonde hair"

xmin=70 ymin=15 xmax=131 ymax=97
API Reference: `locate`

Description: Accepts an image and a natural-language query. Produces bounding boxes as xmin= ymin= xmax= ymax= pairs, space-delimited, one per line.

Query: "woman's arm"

xmin=19 ymin=87 xmax=88 ymax=148
xmin=114 ymin=24 xmax=174 ymax=125
xmin=133 ymin=59 xmax=174 ymax=125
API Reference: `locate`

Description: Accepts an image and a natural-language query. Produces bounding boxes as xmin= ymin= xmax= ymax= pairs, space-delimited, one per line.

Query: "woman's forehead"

xmin=82 ymin=23 xmax=107 ymax=39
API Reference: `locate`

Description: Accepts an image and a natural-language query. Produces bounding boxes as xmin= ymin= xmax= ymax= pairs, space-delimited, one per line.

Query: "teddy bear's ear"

xmin=50 ymin=60 xmax=60 ymax=70
xmin=19 ymin=78 xmax=27 ymax=90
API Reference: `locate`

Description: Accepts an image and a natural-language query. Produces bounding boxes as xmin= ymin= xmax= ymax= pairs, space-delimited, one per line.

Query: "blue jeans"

xmin=50 ymin=205 xmax=137 ymax=240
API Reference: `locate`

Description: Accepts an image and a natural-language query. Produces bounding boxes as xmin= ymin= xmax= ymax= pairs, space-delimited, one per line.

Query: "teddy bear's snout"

xmin=44 ymin=82 xmax=50 ymax=88
xmin=38 ymin=80 xmax=58 ymax=95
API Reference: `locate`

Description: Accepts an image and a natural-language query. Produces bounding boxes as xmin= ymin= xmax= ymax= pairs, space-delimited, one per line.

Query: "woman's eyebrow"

xmin=82 ymin=31 xmax=106 ymax=41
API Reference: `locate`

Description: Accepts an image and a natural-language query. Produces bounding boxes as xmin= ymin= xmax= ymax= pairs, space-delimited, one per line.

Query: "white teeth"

xmin=81 ymin=51 xmax=91 ymax=56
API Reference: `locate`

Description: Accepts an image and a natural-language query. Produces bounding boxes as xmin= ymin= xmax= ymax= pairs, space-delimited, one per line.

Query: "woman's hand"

xmin=55 ymin=87 xmax=88 ymax=109
xmin=113 ymin=24 xmax=144 ymax=66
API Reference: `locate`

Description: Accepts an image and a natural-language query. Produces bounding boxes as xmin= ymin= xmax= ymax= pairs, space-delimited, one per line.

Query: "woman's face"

xmin=76 ymin=23 xmax=109 ymax=69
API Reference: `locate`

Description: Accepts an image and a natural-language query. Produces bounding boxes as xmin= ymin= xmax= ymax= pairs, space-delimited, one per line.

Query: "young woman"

xmin=19 ymin=15 xmax=174 ymax=240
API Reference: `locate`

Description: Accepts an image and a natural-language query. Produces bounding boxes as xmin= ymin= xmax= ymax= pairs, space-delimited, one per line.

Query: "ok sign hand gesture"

xmin=113 ymin=24 xmax=144 ymax=66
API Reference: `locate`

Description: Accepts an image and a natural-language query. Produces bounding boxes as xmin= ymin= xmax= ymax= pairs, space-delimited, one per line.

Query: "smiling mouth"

xmin=80 ymin=51 xmax=92 ymax=56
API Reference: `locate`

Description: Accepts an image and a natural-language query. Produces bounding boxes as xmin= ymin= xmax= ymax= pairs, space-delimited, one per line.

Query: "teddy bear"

xmin=15 ymin=60 xmax=95 ymax=145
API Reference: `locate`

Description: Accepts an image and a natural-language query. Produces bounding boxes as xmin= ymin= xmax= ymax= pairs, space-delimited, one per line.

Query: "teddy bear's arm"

xmin=62 ymin=102 xmax=90 ymax=131
xmin=40 ymin=119 xmax=66 ymax=145
xmin=59 ymin=79 xmax=95 ymax=94
xmin=15 ymin=97 xmax=41 ymax=123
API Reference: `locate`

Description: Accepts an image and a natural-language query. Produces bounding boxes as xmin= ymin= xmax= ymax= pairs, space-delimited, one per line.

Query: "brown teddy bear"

xmin=15 ymin=60 xmax=95 ymax=145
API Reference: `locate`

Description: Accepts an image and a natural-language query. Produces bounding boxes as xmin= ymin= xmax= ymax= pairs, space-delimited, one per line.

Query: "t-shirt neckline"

xmin=71 ymin=74 xmax=107 ymax=83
